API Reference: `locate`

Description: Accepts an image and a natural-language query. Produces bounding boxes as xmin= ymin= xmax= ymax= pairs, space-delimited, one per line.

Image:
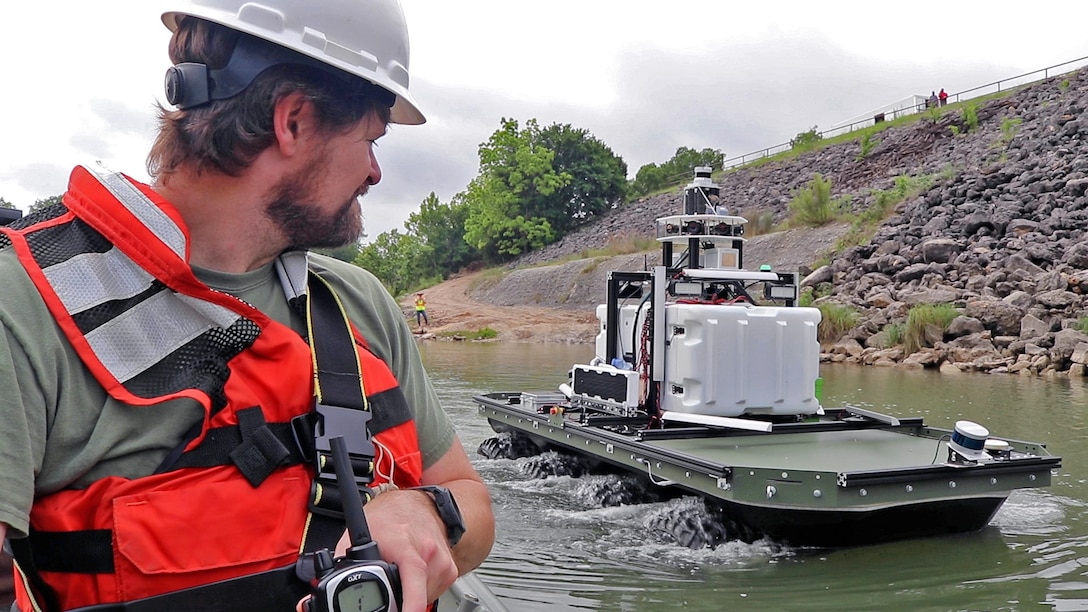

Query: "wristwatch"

xmin=412 ymin=485 xmax=466 ymax=547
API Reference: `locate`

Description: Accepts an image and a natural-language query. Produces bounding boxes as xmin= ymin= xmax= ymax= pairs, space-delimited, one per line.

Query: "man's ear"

xmin=271 ymin=91 xmax=314 ymax=157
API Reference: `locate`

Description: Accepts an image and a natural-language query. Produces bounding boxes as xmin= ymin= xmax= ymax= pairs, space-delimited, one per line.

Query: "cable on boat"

xmin=637 ymin=458 xmax=676 ymax=487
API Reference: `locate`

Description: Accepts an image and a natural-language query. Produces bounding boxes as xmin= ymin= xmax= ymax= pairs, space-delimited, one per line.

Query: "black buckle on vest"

xmin=314 ymin=403 xmax=374 ymax=459
xmin=292 ymin=404 xmax=375 ymax=465
xmin=292 ymin=402 xmax=377 ymax=519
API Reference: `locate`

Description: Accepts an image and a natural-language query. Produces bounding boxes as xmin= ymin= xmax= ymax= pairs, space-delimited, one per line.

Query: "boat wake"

xmin=990 ymin=488 xmax=1070 ymax=536
xmin=483 ymin=447 xmax=778 ymax=553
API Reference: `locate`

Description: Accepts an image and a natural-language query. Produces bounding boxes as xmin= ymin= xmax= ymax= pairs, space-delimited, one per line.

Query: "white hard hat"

xmin=162 ymin=0 xmax=424 ymax=124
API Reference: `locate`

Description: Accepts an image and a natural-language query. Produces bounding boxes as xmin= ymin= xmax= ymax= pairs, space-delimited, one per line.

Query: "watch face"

xmin=335 ymin=578 xmax=389 ymax=612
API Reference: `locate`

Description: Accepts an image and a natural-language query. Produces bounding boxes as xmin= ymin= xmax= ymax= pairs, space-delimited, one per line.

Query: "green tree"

xmin=0 ymin=197 xmax=14 ymax=209
xmin=353 ymin=230 xmax=431 ymax=295
xmin=405 ymin=192 xmax=476 ymax=275
xmin=790 ymin=126 xmax=823 ymax=151
xmin=666 ymin=146 xmax=725 ymax=176
xmin=535 ymin=123 xmax=627 ymax=234
xmin=630 ymin=163 xmax=670 ymax=196
xmin=457 ymin=117 xmax=629 ymax=261
xmin=315 ymin=241 xmax=363 ymax=263
xmin=630 ymin=146 xmax=725 ymax=197
xmin=462 ymin=118 xmax=565 ymax=261
xmin=463 ymin=173 xmax=554 ymax=261
xmin=31 ymin=195 xmax=63 ymax=212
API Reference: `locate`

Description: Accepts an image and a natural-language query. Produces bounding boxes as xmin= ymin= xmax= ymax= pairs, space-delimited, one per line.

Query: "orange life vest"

xmin=3 ymin=166 xmax=423 ymax=611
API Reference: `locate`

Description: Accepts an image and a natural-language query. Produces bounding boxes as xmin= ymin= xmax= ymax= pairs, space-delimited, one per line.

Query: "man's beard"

xmin=264 ymin=149 xmax=364 ymax=250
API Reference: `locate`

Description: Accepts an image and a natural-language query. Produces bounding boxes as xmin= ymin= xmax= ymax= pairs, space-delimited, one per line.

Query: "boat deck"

xmin=646 ymin=428 xmax=943 ymax=472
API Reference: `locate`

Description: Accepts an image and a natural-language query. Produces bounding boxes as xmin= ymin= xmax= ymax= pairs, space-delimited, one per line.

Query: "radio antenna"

xmin=330 ymin=436 xmax=380 ymax=561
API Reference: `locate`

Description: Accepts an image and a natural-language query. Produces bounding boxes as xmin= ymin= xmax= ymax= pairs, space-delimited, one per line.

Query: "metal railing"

xmin=717 ymin=54 xmax=1088 ymax=172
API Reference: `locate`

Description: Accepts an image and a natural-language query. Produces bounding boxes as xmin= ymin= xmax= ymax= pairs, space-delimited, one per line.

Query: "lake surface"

xmin=419 ymin=341 xmax=1088 ymax=612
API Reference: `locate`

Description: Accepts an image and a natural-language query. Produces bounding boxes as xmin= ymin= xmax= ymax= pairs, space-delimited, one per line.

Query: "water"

xmin=420 ymin=341 xmax=1088 ymax=611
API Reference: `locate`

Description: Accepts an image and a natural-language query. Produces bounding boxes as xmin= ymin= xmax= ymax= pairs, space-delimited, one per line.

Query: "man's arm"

xmin=418 ymin=438 xmax=495 ymax=574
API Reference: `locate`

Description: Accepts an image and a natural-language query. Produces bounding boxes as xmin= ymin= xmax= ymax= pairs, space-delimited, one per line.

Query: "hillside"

xmin=409 ymin=65 xmax=1088 ymax=377
xmin=409 ymin=222 xmax=850 ymax=343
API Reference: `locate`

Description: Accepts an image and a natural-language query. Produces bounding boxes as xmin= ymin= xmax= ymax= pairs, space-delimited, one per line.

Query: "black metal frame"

xmin=0 ymin=208 xmax=23 ymax=226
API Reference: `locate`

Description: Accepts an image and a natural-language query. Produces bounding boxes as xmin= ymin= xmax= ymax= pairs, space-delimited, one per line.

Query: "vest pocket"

xmin=111 ymin=467 xmax=309 ymax=600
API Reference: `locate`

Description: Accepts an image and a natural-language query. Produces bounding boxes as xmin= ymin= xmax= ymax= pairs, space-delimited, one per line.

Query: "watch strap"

xmin=411 ymin=485 xmax=466 ymax=547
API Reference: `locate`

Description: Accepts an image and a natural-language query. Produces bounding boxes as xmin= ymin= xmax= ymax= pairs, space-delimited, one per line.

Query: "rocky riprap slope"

xmin=506 ymin=65 xmax=1088 ymax=377
xmin=816 ymin=68 xmax=1088 ymax=377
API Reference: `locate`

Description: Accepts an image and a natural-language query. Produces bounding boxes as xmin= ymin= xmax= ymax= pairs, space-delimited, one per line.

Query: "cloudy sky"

xmin=2 ymin=1 xmax=1087 ymax=239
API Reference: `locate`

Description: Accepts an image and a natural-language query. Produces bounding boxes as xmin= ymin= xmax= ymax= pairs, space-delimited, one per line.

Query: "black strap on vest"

xmin=292 ymin=272 xmax=379 ymax=583
xmin=160 ymin=414 xmax=303 ymax=475
xmin=295 ymin=273 xmax=378 ymax=514
xmin=8 ymin=536 xmax=63 ymax=612
xmin=67 ymin=564 xmax=309 ymax=612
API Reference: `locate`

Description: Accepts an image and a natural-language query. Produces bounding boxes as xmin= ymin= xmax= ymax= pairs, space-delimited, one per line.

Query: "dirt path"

xmin=402 ymin=273 xmax=599 ymax=343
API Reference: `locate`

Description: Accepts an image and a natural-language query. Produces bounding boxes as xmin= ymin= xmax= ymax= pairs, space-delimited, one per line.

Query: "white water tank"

xmin=661 ymin=304 xmax=822 ymax=417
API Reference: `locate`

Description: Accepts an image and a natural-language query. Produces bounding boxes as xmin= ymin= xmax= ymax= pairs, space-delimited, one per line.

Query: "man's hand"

xmin=297 ymin=438 xmax=494 ymax=612
xmin=293 ymin=488 xmax=454 ymax=612
xmin=353 ymin=488 xmax=459 ymax=611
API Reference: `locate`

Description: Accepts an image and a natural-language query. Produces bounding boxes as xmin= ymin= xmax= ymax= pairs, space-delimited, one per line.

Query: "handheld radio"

xmin=306 ymin=436 xmax=401 ymax=612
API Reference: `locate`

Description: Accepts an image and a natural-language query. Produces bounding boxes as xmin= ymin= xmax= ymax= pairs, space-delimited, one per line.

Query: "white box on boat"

xmin=520 ymin=392 xmax=568 ymax=412
xmin=594 ymin=303 xmax=646 ymax=363
xmin=661 ymin=304 xmax=821 ymax=417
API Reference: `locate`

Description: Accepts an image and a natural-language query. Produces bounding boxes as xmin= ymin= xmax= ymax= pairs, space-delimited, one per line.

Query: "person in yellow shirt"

xmin=415 ymin=292 xmax=429 ymax=330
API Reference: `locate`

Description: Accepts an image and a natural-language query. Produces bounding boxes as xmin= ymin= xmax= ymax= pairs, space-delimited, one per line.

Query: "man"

xmin=0 ymin=1 xmax=494 ymax=611
xmin=415 ymin=292 xmax=430 ymax=329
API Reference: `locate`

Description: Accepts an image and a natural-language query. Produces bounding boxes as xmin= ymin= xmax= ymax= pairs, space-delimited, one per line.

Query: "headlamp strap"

xmin=164 ymin=35 xmax=395 ymax=110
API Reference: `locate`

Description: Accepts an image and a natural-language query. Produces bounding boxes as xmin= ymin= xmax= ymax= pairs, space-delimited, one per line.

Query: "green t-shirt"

xmin=0 ymin=249 xmax=454 ymax=539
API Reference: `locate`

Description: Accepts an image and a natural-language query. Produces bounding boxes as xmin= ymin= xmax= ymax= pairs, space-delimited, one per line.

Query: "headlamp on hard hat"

xmin=164 ymin=35 xmax=396 ymax=110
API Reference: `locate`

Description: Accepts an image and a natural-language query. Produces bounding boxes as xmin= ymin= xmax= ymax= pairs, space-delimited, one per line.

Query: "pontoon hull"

xmin=476 ymin=392 xmax=1059 ymax=548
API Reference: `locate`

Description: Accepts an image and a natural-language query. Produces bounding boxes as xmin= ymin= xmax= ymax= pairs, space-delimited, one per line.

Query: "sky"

xmin=2 ymin=1 xmax=1087 ymax=240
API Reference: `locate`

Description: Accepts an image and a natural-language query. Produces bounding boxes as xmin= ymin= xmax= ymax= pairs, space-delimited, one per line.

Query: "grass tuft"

xmin=788 ymin=174 xmax=846 ymax=227
xmin=815 ymin=301 xmax=859 ymax=344
xmin=437 ymin=327 xmax=499 ymax=341
xmin=903 ymin=303 xmax=960 ymax=354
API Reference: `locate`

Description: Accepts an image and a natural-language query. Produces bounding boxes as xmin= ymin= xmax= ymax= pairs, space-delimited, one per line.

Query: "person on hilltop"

xmin=0 ymin=1 xmax=494 ymax=611
xmin=939 ymin=88 xmax=949 ymax=106
xmin=928 ymin=90 xmax=939 ymax=109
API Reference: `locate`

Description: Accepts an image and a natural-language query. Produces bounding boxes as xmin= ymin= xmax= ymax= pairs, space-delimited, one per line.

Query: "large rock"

xmin=1063 ymin=242 xmax=1088 ymax=268
xmin=1004 ymin=254 xmax=1045 ymax=277
xmin=893 ymin=263 xmax=929 ymax=283
xmin=1020 ymin=314 xmax=1050 ymax=339
xmin=920 ymin=238 xmax=961 ymax=263
xmin=1004 ymin=290 xmax=1035 ymax=310
xmin=965 ymin=299 xmax=1024 ymax=336
xmin=1052 ymin=329 xmax=1088 ymax=361
xmin=941 ymin=333 xmax=1001 ymax=365
xmin=900 ymin=287 xmax=959 ymax=305
xmin=801 ymin=265 xmax=833 ymax=287
xmin=947 ymin=316 xmax=985 ymax=338
xmin=1035 ymin=289 xmax=1080 ymax=309
xmin=1072 ymin=342 xmax=1088 ymax=365
xmin=1006 ymin=219 xmax=1040 ymax=236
